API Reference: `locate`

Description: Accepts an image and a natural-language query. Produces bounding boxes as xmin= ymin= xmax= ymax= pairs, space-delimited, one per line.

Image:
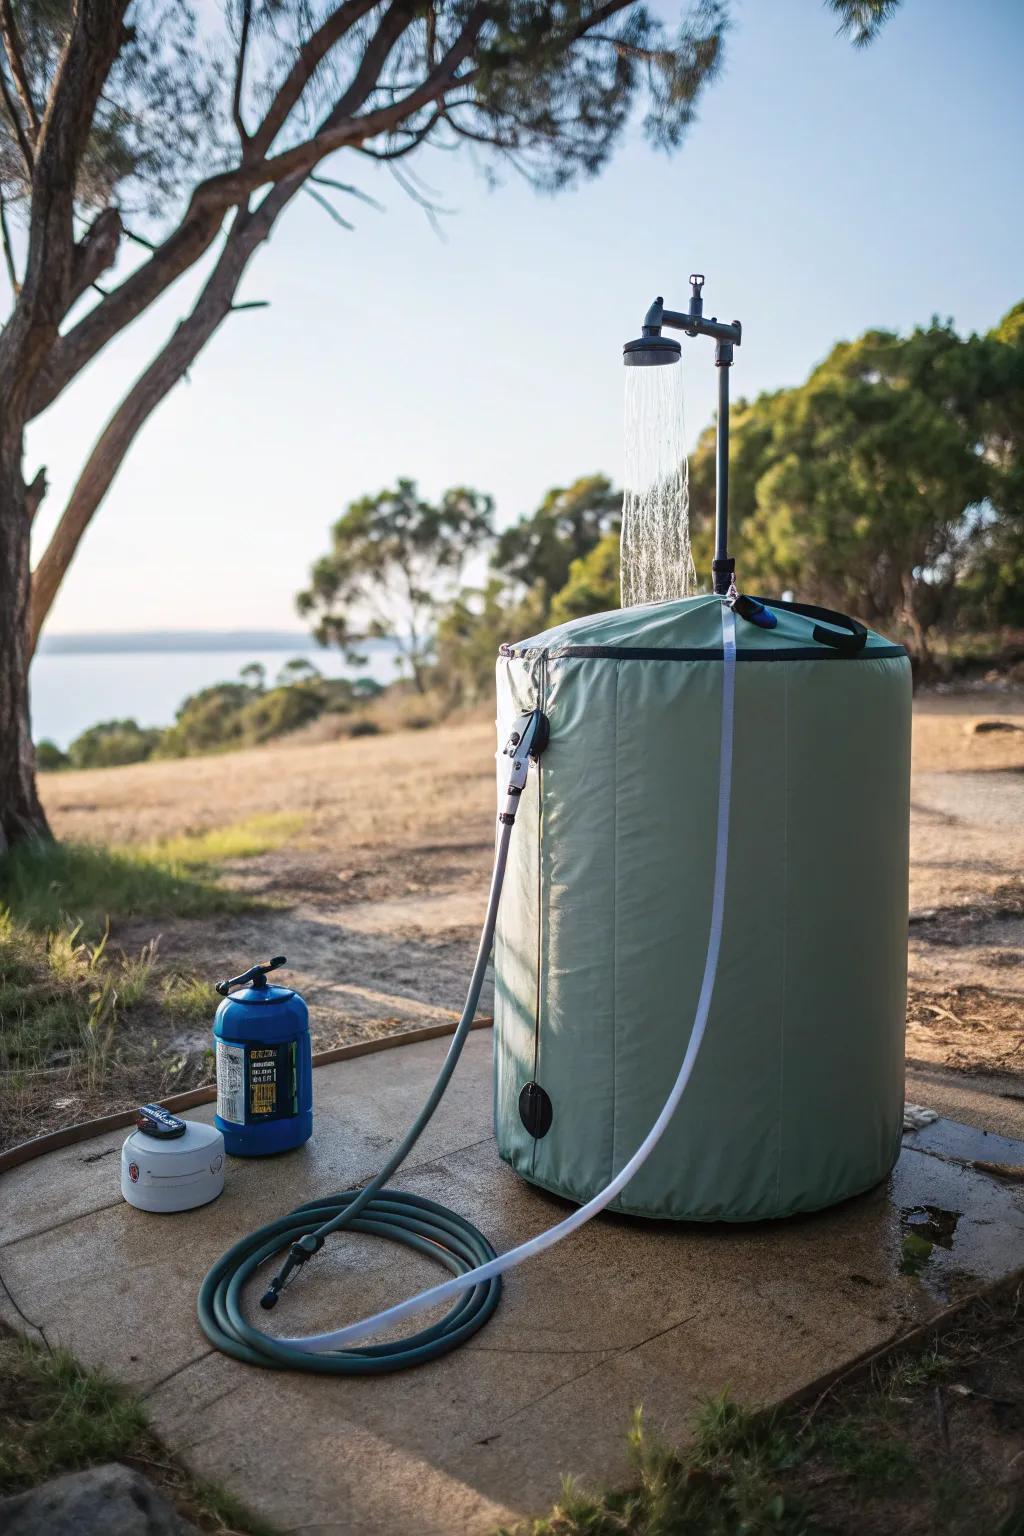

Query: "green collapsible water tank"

xmin=493 ymin=593 xmax=912 ymax=1222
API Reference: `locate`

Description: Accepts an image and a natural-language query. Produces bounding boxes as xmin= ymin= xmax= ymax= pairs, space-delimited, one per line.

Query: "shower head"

xmin=623 ymin=334 xmax=681 ymax=367
xmin=623 ymin=295 xmax=681 ymax=367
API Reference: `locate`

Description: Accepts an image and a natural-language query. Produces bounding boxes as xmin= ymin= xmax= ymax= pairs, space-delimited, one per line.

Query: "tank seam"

xmin=530 ymin=650 xmax=547 ymax=1177
xmin=610 ymin=660 xmax=620 ymax=1186
xmin=549 ymin=646 xmax=907 ymax=663
xmin=777 ymin=667 xmax=789 ymax=1209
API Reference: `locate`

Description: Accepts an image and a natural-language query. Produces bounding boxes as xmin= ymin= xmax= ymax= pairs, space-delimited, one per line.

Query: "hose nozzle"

xmin=259 ymin=1232 xmax=325 ymax=1309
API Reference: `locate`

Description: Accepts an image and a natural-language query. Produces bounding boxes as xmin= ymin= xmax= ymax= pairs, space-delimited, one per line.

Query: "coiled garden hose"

xmin=199 ymin=605 xmax=736 ymax=1373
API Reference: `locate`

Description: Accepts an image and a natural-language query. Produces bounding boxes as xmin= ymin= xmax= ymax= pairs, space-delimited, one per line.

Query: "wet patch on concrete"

xmin=899 ymin=1203 xmax=960 ymax=1279
xmin=894 ymin=1117 xmax=1024 ymax=1303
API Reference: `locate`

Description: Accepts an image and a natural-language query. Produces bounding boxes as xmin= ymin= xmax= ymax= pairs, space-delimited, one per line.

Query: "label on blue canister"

xmin=216 ymin=1039 xmax=298 ymax=1124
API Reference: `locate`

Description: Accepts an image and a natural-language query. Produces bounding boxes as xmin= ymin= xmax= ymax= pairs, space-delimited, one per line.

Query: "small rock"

xmin=965 ymin=718 xmax=1023 ymax=736
xmin=0 ymin=1464 xmax=200 ymax=1536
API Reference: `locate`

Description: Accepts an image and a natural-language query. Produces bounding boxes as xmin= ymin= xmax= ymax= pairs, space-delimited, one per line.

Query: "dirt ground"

xmin=38 ymin=687 xmax=1024 ymax=1096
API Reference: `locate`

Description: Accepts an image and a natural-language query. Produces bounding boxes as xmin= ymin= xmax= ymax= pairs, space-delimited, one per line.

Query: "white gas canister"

xmin=121 ymin=1109 xmax=225 ymax=1213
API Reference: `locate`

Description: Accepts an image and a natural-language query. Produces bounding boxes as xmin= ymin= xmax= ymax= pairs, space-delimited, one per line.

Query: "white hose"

xmin=285 ymin=601 xmax=738 ymax=1354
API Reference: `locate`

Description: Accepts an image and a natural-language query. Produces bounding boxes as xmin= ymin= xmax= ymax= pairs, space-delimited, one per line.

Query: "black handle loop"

xmin=216 ymin=955 xmax=287 ymax=997
xmin=753 ymin=597 xmax=868 ymax=654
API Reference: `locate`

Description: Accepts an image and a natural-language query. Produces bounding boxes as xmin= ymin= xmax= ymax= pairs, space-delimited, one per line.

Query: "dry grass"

xmin=0 ymin=814 xmax=309 ymax=1149
xmin=911 ymin=689 xmax=1024 ymax=774
xmin=40 ymin=713 xmax=495 ymax=847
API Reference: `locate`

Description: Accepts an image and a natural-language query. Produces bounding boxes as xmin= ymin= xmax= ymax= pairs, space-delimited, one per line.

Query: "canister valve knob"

xmin=216 ymin=956 xmax=287 ymax=996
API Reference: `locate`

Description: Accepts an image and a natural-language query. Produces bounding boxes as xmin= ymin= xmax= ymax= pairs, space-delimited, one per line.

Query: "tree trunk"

xmin=901 ymin=570 xmax=932 ymax=671
xmin=0 ymin=432 xmax=51 ymax=850
xmin=411 ymin=666 xmax=428 ymax=695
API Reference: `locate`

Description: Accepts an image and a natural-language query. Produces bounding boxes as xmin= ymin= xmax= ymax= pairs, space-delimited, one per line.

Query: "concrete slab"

xmin=2 ymin=1030 xmax=1024 ymax=1536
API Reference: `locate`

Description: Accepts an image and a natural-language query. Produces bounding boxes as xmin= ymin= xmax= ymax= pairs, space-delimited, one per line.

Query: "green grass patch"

xmin=139 ymin=811 xmax=308 ymax=867
xmin=813 ymin=1416 xmax=914 ymax=1488
xmin=0 ymin=1331 xmax=148 ymax=1490
xmin=0 ymin=813 xmax=305 ymax=936
xmin=0 ymin=1328 xmax=278 ymax=1532
xmin=0 ymin=841 xmax=244 ymax=936
xmin=507 ymin=1394 xmax=920 ymax=1535
xmin=0 ymin=814 xmax=304 ymax=1147
xmin=0 ymin=912 xmax=117 ymax=1081
xmin=509 ymin=1398 xmax=806 ymax=1536
xmin=161 ymin=970 xmax=220 ymax=1021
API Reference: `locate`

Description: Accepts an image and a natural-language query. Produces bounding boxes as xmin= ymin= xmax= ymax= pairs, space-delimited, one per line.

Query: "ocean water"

xmin=30 ymin=646 xmax=401 ymax=749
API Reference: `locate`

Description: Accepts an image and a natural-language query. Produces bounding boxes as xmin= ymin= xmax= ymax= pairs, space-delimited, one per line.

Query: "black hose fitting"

xmin=292 ymin=1233 xmax=325 ymax=1261
xmin=258 ymin=1231 xmax=326 ymax=1310
xmin=259 ymin=1277 xmax=284 ymax=1310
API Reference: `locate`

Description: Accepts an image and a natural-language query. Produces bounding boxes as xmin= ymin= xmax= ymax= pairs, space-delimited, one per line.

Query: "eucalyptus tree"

xmin=0 ymin=0 xmax=899 ymax=847
xmin=298 ymin=478 xmax=495 ymax=692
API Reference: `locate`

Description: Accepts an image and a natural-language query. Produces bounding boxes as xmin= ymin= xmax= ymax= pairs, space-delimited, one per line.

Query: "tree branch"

xmin=232 ymin=0 xmax=253 ymax=143
xmin=188 ymin=4 xmax=485 ymax=213
xmin=0 ymin=182 xmax=18 ymax=293
xmin=0 ymin=54 xmax=33 ymax=171
xmin=68 ymin=206 xmax=123 ymax=307
xmin=386 ymin=159 xmax=451 ymax=237
xmin=0 ymin=0 xmax=39 ymax=138
xmin=354 ymin=105 xmax=444 ymax=160
xmin=25 ymin=0 xmax=407 ymax=420
xmin=25 ymin=465 xmax=46 ymax=520
xmin=0 ymin=0 xmax=131 ymax=404
xmin=310 ymin=172 xmax=384 ymax=211
xmin=304 ymin=185 xmax=354 ymax=229
xmin=248 ymin=0 xmax=382 ymax=161
xmin=29 ymin=175 xmax=305 ymax=648
xmin=23 ymin=0 xmax=487 ymax=428
xmin=27 ymin=205 xmax=226 ymax=419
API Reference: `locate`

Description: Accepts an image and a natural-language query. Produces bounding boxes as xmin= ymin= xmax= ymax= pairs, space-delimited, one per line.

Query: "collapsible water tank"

xmin=493 ymin=594 xmax=911 ymax=1222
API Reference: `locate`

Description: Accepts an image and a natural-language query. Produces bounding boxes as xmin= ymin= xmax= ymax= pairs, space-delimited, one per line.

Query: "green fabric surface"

xmin=493 ymin=595 xmax=911 ymax=1221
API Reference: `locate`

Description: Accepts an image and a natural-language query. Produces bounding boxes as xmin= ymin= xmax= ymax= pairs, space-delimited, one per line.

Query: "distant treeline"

xmin=36 ymin=660 xmax=386 ymax=771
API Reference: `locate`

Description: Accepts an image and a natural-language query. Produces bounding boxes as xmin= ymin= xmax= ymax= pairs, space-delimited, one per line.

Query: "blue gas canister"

xmin=213 ymin=956 xmax=312 ymax=1157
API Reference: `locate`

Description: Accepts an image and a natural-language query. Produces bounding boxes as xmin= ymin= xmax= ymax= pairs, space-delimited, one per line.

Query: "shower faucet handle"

xmin=688 ymin=274 xmax=705 ymax=323
xmin=499 ymin=710 xmax=550 ymax=825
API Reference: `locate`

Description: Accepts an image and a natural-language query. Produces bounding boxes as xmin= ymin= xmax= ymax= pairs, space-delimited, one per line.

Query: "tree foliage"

xmin=67 ymin=717 xmax=162 ymax=768
xmin=495 ymin=473 xmax=620 ymax=602
xmin=688 ymin=306 xmax=1024 ymax=654
xmin=297 ymin=477 xmax=494 ymax=691
xmin=548 ymin=527 xmax=620 ymax=624
xmin=434 ymin=576 xmax=546 ymax=703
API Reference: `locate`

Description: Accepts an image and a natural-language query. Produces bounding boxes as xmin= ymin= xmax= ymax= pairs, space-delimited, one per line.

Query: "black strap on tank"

xmin=753 ymin=597 xmax=868 ymax=654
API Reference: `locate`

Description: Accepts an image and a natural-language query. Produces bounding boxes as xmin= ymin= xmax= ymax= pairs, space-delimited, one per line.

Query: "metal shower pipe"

xmin=623 ymin=274 xmax=742 ymax=596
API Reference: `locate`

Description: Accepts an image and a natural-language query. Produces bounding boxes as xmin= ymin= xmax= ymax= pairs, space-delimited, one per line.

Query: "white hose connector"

xmin=285 ymin=602 xmax=738 ymax=1354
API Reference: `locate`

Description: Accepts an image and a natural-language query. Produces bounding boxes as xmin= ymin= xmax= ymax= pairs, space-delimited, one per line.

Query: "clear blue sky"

xmin=27 ymin=0 xmax=1024 ymax=634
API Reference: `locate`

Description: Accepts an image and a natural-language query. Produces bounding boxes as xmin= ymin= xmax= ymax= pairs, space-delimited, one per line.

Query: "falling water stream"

xmin=620 ymin=360 xmax=695 ymax=607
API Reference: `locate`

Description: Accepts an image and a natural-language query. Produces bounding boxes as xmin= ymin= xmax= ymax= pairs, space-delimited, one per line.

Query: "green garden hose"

xmin=197 ymin=1187 xmax=502 ymax=1374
